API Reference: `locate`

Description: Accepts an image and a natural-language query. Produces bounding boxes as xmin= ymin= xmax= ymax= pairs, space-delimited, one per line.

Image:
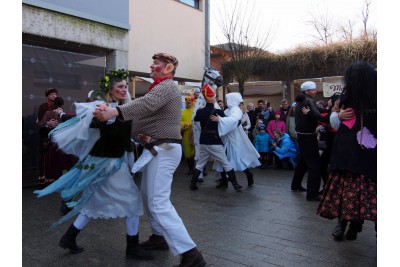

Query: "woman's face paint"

xmin=109 ymin=80 xmax=127 ymax=102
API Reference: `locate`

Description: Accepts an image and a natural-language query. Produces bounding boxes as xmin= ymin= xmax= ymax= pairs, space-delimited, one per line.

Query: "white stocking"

xmin=73 ymin=213 xmax=91 ymax=230
xmin=126 ymin=216 xmax=139 ymax=236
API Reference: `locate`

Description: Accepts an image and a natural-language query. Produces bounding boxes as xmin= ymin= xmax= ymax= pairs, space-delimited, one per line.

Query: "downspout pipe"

xmin=205 ymin=0 xmax=210 ymax=68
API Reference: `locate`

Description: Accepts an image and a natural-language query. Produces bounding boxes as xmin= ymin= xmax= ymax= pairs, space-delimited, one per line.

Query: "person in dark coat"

xmin=190 ymin=84 xmax=242 ymax=192
xmin=290 ymin=81 xmax=329 ymax=200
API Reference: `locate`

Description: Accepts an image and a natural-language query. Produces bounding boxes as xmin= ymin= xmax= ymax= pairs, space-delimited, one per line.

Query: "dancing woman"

xmin=34 ymin=69 xmax=153 ymax=260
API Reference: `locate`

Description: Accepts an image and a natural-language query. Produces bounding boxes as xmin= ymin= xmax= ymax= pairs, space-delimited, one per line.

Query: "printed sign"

xmin=323 ymin=81 xmax=344 ymax=97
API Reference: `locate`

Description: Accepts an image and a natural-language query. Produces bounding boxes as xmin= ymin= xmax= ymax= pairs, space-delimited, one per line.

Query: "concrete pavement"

xmin=22 ymin=162 xmax=377 ymax=267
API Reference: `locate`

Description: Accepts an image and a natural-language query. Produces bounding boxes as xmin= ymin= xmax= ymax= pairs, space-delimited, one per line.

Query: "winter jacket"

xmin=267 ymin=119 xmax=286 ymax=139
xmin=273 ymin=133 xmax=298 ymax=168
xmin=254 ymin=131 xmax=273 ymax=153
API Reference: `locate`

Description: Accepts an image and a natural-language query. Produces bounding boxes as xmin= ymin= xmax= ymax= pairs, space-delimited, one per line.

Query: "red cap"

xmin=201 ymin=84 xmax=215 ymax=99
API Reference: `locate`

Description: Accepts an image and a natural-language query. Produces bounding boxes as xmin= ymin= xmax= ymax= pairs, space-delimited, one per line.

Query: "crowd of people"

xmin=33 ymin=55 xmax=376 ymax=266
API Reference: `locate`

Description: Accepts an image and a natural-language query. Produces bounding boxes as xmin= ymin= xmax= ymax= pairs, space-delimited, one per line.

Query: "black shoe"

xmin=60 ymin=200 xmax=72 ymax=215
xmin=345 ymin=220 xmax=363 ymax=241
xmin=332 ymin=219 xmax=348 ymax=241
xmin=190 ymin=169 xmax=201 ymax=191
xmin=141 ymin=234 xmax=169 ymax=250
xmin=306 ymin=196 xmax=321 ymax=201
xmin=173 ymin=247 xmax=206 ymax=267
xmin=126 ymin=234 xmax=154 ymax=260
xmin=197 ymin=178 xmax=204 ymax=183
xmin=59 ymin=224 xmax=84 ymax=253
xmin=291 ymin=186 xmax=307 ymax=192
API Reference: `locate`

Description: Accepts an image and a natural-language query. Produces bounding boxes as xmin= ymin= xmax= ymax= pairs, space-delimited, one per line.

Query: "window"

xmin=179 ymin=0 xmax=200 ymax=9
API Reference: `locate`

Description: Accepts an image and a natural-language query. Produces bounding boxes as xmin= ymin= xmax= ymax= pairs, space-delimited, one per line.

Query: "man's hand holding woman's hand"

xmin=93 ymin=104 xmax=118 ymax=122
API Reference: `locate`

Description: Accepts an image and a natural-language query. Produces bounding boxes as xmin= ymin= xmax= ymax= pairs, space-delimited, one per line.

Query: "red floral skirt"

xmin=317 ymin=171 xmax=377 ymax=222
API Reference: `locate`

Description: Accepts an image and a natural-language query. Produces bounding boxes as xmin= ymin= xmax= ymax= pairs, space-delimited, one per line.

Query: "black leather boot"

xmin=60 ymin=199 xmax=72 ymax=215
xmin=59 ymin=224 xmax=84 ymax=253
xmin=141 ymin=234 xmax=169 ymax=250
xmin=243 ymin=168 xmax=254 ymax=186
xmin=173 ymin=247 xmax=206 ymax=267
xmin=186 ymin=159 xmax=194 ymax=175
xmin=202 ymin=166 xmax=207 ymax=176
xmin=216 ymin=171 xmax=228 ymax=189
xmin=126 ymin=234 xmax=154 ymax=260
xmin=227 ymin=169 xmax=242 ymax=192
xmin=190 ymin=168 xmax=202 ymax=191
xmin=331 ymin=218 xmax=347 ymax=240
xmin=346 ymin=220 xmax=363 ymax=241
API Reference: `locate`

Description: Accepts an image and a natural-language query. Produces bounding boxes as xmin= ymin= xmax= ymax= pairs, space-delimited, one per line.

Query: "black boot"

xmin=60 ymin=199 xmax=72 ymax=215
xmin=173 ymin=247 xmax=206 ymax=267
xmin=346 ymin=220 xmax=363 ymax=241
xmin=216 ymin=171 xmax=228 ymax=189
xmin=202 ymin=166 xmax=207 ymax=176
xmin=141 ymin=234 xmax=169 ymax=250
xmin=331 ymin=218 xmax=347 ymax=240
xmin=243 ymin=168 xmax=254 ymax=186
xmin=190 ymin=168 xmax=202 ymax=191
xmin=126 ymin=234 xmax=154 ymax=260
xmin=59 ymin=224 xmax=84 ymax=253
xmin=186 ymin=159 xmax=194 ymax=175
xmin=227 ymin=169 xmax=242 ymax=192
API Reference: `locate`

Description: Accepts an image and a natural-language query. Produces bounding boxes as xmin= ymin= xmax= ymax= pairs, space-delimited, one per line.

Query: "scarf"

xmin=148 ymin=76 xmax=173 ymax=91
xmin=47 ymin=100 xmax=54 ymax=109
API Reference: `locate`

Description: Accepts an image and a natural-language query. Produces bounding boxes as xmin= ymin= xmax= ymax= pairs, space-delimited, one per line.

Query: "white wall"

xmin=129 ymin=0 xmax=206 ymax=80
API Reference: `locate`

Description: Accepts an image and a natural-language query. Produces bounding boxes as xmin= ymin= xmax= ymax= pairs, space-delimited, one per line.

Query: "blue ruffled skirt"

xmin=34 ymin=152 xmax=143 ymax=229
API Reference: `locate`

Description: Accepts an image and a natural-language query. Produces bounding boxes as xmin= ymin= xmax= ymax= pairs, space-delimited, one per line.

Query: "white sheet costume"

xmin=214 ymin=93 xmax=260 ymax=172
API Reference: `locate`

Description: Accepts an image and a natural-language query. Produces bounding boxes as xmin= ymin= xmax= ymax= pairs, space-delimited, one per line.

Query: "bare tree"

xmin=212 ymin=0 xmax=275 ymax=96
xmin=361 ymin=0 xmax=372 ymax=40
xmin=338 ymin=19 xmax=354 ymax=43
xmin=306 ymin=9 xmax=335 ymax=45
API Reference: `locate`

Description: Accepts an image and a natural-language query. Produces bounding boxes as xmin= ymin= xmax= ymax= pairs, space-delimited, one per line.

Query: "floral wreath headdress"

xmin=91 ymin=69 xmax=129 ymax=100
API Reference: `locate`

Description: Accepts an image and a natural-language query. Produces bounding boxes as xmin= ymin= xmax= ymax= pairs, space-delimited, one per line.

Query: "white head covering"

xmin=194 ymin=87 xmax=201 ymax=93
xmin=301 ymin=81 xmax=316 ymax=91
xmin=226 ymin=92 xmax=243 ymax=108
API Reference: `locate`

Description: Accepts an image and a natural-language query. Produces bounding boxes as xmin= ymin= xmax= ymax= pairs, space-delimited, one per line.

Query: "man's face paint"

xmin=150 ymin=59 xmax=166 ymax=79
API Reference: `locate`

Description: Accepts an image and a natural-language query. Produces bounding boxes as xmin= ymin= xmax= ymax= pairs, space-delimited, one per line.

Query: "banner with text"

xmin=323 ymin=81 xmax=344 ymax=97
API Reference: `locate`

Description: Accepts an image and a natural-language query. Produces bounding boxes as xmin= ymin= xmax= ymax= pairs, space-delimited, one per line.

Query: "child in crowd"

xmin=254 ymin=124 xmax=274 ymax=169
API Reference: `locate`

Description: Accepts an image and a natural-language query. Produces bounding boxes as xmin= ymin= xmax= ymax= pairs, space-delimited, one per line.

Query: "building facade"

xmin=22 ymin=0 xmax=207 ymax=182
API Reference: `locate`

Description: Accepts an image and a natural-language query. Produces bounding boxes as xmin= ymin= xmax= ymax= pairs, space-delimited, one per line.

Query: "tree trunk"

xmin=239 ymin=80 xmax=245 ymax=97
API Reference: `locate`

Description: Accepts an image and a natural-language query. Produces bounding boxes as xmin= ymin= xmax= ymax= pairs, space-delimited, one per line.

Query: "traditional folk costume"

xmin=189 ymin=86 xmax=241 ymax=191
xmin=117 ymin=77 xmax=197 ymax=257
xmin=181 ymin=96 xmax=195 ymax=174
xmin=34 ymin=69 xmax=152 ymax=260
xmin=214 ymin=93 xmax=260 ymax=186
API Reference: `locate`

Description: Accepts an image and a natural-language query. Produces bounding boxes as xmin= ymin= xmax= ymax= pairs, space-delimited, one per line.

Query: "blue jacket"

xmin=273 ymin=133 xmax=298 ymax=168
xmin=255 ymin=131 xmax=273 ymax=153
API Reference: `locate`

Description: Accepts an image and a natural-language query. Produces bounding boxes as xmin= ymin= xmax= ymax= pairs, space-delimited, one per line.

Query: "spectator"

xmin=252 ymin=119 xmax=264 ymax=144
xmin=217 ymin=99 xmax=226 ymax=110
xmin=267 ymin=110 xmax=286 ymax=139
xmin=271 ymin=129 xmax=298 ymax=170
xmin=279 ymin=99 xmax=290 ymax=122
xmin=239 ymin=102 xmax=251 ymax=137
xmin=254 ymin=124 xmax=274 ymax=169
xmin=286 ymin=102 xmax=298 ymax=151
xmin=246 ymin=103 xmax=257 ymax=142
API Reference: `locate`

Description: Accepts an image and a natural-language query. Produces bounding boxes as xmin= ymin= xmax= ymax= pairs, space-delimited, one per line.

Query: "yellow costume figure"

xmin=181 ymin=96 xmax=195 ymax=174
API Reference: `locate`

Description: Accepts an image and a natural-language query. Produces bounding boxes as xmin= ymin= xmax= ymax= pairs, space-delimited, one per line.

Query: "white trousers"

xmin=196 ymin=144 xmax=232 ymax=172
xmin=140 ymin=144 xmax=196 ymax=256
